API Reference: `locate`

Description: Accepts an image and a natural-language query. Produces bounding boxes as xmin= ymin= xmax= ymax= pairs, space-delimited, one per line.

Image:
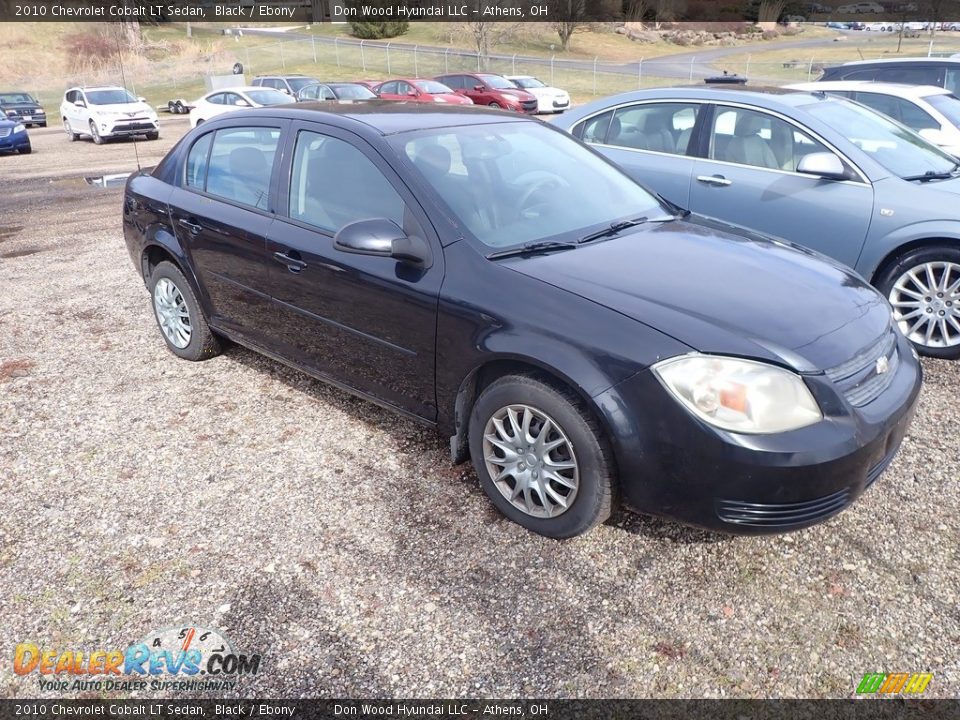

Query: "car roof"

xmin=791 ymin=80 xmax=951 ymax=98
xmin=204 ymin=86 xmax=269 ymax=95
xmin=231 ymin=102 xmax=529 ymax=135
xmin=838 ymin=57 xmax=960 ymax=67
xmin=72 ymin=86 xmax=128 ymax=92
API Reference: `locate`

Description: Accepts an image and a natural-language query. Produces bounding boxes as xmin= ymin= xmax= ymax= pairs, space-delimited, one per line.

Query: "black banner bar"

xmin=2 ymin=700 xmax=960 ymax=720
xmin=7 ymin=1 xmax=960 ymax=23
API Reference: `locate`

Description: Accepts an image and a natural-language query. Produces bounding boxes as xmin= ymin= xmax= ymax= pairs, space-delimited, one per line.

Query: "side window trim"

xmin=180 ymin=118 xmax=290 ymax=215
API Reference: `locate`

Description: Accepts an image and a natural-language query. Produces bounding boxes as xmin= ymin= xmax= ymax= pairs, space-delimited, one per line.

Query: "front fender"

xmin=860 ymin=219 xmax=960 ymax=280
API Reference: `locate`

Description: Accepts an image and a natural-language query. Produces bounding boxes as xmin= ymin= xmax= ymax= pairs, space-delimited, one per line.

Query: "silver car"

xmin=553 ymin=87 xmax=960 ymax=359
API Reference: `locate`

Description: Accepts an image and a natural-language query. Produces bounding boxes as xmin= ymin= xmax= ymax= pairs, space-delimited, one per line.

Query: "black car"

xmin=0 ymin=91 xmax=46 ymax=127
xmin=122 ymin=104 xmax=921 ymax=538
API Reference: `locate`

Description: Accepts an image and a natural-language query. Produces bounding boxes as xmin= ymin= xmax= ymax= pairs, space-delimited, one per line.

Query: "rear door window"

xmin=608 ymin=102 xmax=702 ymax=155
xmin=201 ymin=127 xmax=281 ymax=210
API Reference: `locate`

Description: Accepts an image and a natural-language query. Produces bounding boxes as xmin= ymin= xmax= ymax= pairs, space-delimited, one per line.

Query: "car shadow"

xmin=220 ymin=342 xmax=732 ymax=546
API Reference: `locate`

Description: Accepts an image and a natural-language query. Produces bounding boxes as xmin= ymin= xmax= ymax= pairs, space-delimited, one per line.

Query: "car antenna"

xmin=113 ymin=27 xmax=142 ymax=172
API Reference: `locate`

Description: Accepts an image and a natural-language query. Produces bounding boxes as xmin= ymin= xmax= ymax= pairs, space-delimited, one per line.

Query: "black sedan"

xmin=122 ymin=104 xmax=921 ymax=538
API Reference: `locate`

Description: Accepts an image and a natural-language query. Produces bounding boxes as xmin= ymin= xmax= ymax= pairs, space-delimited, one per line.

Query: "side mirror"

xmin=234 ymin=99 xmax=250 ymax=107
xmin=474 ymin=84 xmax=485 ymax=91
xmin=796 ymin=152 xmax=849 ymax=180
xmin=137 ymin=96 xmax=146 ymax=102
xmin=74 ymin=100 xmax=85 ymax=108
xmin=334 ymin=218 xmax=431 ymax=267
xmin=407 ymin=89 xmax=418 ymax=97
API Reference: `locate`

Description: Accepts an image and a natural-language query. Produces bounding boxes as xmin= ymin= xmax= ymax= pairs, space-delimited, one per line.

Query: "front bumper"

xmin=593 ymin=333 xmax=923 ymax=534
xmin=0 ymin=130 xmax=30 ymax=152
xmin=4 ymin=110 xmax=45 ymax=125
xmin=536 ymin=96 xmax=570 ymax=113
xmin=100 ymin=118 xmax=159 ymax=137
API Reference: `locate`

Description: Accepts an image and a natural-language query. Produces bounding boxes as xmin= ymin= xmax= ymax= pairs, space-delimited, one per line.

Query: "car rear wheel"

xmin=148 ymin=261 xmax=222 ymax=361
xmin=146 ymin=132 xmax=159 ymax=140
xmin=488 ymin=101 xmax=502 ymax=109
xmin=877 ymin=245 xmax=960 ymax=359
xmin=468 ymin=375 xmax=616 ymax=538
xmin=89 ymin=121 xmax=103 ymax=145
xmin=63 ymin=118 xmax=78 ymax=141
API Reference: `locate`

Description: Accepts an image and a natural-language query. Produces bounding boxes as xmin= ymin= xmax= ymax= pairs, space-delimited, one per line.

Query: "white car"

xmin=790 ymin=80 xmax=960 ymax=156
xmin=504 ymin=76 xmax=570 ymax=114
xmin=189 ymin=86 xmax=291 ymax=128
xmin=61 ymin=86 xmax=159 ymax=144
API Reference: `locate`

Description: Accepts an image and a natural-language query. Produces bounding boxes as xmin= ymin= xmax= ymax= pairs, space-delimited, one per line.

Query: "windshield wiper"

xmin=902 ymin=162 xmax=960 ymax=182
xmin=577 ymin=215 xmax=679 ymax=245
xmin=486 ymin=240 xmax=578 ymax=260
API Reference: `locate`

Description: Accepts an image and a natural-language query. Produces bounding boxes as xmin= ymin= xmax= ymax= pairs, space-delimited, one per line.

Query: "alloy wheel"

xmin=153 ymin=277 xmax=192 ymax=349
xmin=889 ymin=260 xmax=960 ymax=348
xmin=482 ymin=404 xmax=579 ymax=518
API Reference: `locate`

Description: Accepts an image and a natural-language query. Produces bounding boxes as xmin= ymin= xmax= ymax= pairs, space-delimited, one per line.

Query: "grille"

xmin=825 ymin=329 xmax=898 ymax=407
xmin=0 ymin=127 xmax=11 ymax=138
xmin=521 ymin=100 xmax=537 ymax=111
xmin=116 ymin=121 xmax=154 ymax=131
xmin=716 ymin=488 xmax=851 ymax=528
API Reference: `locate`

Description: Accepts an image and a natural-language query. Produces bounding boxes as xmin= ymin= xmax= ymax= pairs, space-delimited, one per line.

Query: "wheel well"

xmin=141 ymin=245 xmax=181 ymax=283
xmin=871 ymin=238 xmax=960 ymax=285
xmin=449 ymin=358 xmax=609 ymax=465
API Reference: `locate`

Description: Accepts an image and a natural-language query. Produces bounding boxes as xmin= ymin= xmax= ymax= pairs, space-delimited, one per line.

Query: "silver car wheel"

xmin=153 ymin=277 xmax=192 ymax=349
xmin=482 ymin=404 xmax=579 ymax=518
xmin=889 ymin=260 xmax=960 ymax=348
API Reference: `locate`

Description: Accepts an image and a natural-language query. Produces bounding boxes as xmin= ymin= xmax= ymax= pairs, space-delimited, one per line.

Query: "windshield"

xmin=86 ymin=89 xmax=137 ymax=105
xmin=802 ymin=96 xmax=957 ymax=178
xmin=245 ymin=89 xmax=291 ymax=106
xmin=287 ymin=78 xmax=318 ymax=92
xmin=331 ymin=84 xmax=377 ymax=100
xmin=511 ymin=77 xmax=545 ymax=89
xmin=391 ymin=122 xmax=666 ymax=249
xmin=478 ymin=74 xmax=515 ymax=90
xmin=925 ymin=92 xmax=960 ymax=128
xmin=414 ymin=80 xmax=453 ymax=94
xmin=0 ymin=93 xmax=36 ymax=104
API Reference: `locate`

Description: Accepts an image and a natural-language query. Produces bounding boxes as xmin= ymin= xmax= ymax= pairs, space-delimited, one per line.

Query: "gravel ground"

xmin=1 ymin=120 xmax=959 ymax=700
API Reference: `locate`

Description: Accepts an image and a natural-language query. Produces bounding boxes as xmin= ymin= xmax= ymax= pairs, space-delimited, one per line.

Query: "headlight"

xmin=13 ymin=123 xmax=25 ymax=133
xmin=652 ymin=354 xmax=822 ymax=434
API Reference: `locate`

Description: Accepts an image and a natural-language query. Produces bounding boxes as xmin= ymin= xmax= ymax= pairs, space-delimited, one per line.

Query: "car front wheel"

xmin=468 ymin=375 xmax=616 ymax=538
xmin=63 ymin=118 xmax=79 ymax=141
xmin=148 ymin=261 xmax=222 ymax=361
xmin=878 ymin=245 xmax=960 ymax=359
xmin=89 ymin=120 xmax=103 ymax=145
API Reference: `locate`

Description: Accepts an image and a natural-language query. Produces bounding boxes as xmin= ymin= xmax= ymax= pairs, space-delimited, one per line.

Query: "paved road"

xmin=233 ymin=26 xmax=873 ymax=81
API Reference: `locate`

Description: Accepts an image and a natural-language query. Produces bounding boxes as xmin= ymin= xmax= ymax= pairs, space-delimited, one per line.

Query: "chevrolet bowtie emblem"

xmin=876 ymin=356 xmax=890 ymax=375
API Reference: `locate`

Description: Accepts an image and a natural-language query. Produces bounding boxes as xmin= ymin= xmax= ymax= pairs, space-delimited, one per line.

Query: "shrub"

xmin=65 ymin=30 xmax=116 ymax=69
xmin=345 ymin=0 xmax=408 ymax=38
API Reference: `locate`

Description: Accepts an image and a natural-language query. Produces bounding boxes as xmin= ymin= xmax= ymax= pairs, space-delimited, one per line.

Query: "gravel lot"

xmin=1 ymin=119 xmax=959 ymax=700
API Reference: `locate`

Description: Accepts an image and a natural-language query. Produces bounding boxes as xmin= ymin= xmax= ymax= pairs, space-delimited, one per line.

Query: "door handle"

xmin=178 ymin=218 xmax=203 ymax=235
xmin=696 ymin=174 xmax=732 ymax=187
xmin=272 ymin=251 xmax=307 ymax=273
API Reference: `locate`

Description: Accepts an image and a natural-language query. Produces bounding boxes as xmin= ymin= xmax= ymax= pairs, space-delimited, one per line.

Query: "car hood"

xmin=497 ymin=88 xmax=536 ymax=102
xmin=527 ymin=86 xmax=569 ymax=98
xmin=502 ymin=216 xmax=892 ymax=373
xmin=87 ymin=102 xmax=154 ymax=115
xmin=2 ymin=102 xmax=42 ymax=111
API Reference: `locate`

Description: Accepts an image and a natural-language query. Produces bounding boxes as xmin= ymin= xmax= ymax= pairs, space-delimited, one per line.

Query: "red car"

xmin=374 ymin=78 xmax=473 ymax=105
xmin=434 ymin=73 xmax=538 ymax=113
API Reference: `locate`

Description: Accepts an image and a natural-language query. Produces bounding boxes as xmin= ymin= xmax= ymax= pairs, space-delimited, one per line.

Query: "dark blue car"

xmin=122 ymin=105 xmax=921 ymax=538
xmin=0 ymin=118 xmax=30 ymax=155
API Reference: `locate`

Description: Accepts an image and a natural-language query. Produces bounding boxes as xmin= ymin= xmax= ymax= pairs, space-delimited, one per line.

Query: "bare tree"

xmin=552 ymin=0 xmax=587 ymax=50
xmin=757 ymin=0 xmax=786 ymax=22
xmin=626 ymin=0 xmax=650 ymax=22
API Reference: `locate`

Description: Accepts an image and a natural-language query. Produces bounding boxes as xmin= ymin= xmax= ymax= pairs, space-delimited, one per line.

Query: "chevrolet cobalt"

xmin=122 ymin=105 xmax=921 ymax=538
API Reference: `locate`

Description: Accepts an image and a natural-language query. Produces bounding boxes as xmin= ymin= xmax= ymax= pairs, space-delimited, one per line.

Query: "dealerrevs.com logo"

xmin=14 ymin=626 xmax=261 ymax=693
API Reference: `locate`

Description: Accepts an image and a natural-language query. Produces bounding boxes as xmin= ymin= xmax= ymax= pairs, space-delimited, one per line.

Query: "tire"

xmin=875 ymin=245 xmax=960 ymax=360
xmin=63 ymin=118 xmax=79 ymax=141
xmin=146 ymin=131 xmax=159 ymax=140
xmin=488 ymin=101 xmax=502 ymax=109
xmin=468 ymin=374 xmax=616 ymax=538
xmin=18 ymin=146 xmax=31 ymax=155
xmin=147 ymin=261 xmax=222 ymax=362
xmin=89 ymin=120 xmax=103 ymax=145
